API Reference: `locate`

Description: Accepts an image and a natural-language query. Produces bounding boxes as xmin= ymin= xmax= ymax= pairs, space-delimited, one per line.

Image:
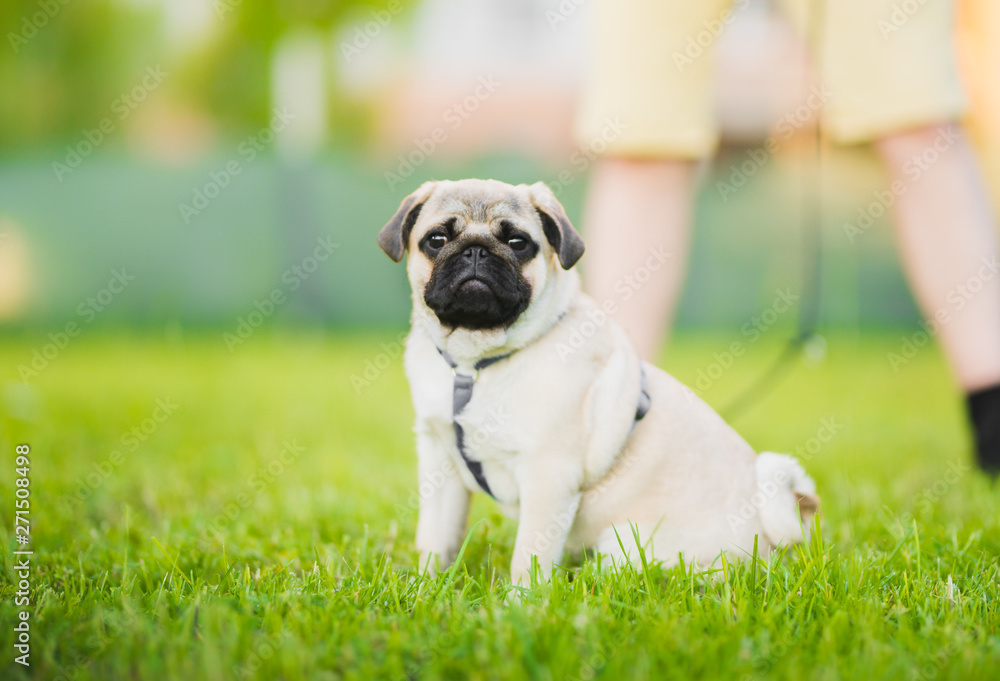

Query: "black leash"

xmin=720 ymin=0 xmax=826 ymax=421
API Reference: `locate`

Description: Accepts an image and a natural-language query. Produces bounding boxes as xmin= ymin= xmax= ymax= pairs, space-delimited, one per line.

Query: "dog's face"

xmin=378 ymin=179 xmax=584 ymax=331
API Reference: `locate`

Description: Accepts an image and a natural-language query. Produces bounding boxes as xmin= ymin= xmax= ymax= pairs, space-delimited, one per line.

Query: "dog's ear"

xmin=378 ymin=182 xmax=438 ymax=262
xmin=528 ymin=182 xmax=585 ymax=270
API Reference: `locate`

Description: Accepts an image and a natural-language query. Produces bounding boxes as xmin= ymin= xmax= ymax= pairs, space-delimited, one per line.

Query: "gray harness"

xmin=438 ymin=349 xmax=651 ymax=499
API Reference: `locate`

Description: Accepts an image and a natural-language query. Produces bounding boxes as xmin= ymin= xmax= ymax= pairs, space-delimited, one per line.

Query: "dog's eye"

xmin=507 ymin=237 xmax=528 ymax=251
xmin=427 ymin=234 xmax=448 ymax=250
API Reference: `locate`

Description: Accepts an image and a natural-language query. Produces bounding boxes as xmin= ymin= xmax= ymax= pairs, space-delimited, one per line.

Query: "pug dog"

xmin=378 ymin=179 xmax=818 ymax=586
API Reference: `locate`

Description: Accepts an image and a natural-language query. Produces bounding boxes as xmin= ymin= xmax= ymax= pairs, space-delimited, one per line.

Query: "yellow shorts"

xmin=575 ymin=0 xmax=968 ymax=158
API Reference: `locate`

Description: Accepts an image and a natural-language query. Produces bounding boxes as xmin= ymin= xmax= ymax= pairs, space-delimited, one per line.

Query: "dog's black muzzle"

xmin=424 ymin=241 xmax=532 ymax=330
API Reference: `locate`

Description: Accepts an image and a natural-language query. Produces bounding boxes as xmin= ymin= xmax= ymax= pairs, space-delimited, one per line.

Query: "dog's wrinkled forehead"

xmin=421 ymin=182 xmax=532 ymax=235
xmin=378 ymin=178 xmax=584 ymax=269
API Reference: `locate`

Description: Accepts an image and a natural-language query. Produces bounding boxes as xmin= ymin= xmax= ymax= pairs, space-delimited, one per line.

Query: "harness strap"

xmin=635 ymin=364 xmax=651 ymax=422
xmin=439 ymin=349 xmax=509 ymax=498
xmin=439 ymin=349 xmax=651 ymax=498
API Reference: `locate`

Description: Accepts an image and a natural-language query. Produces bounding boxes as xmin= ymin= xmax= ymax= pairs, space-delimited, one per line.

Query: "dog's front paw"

xmin=510 ymin=556 xmax=551 ymax=589
xmin=505 ymin=568 xmax=532 ymax=604
xmin=504 ymin=585 xmax=527 ymax=605
xmin=418 ymin=547 xmax=460 ymax=577
xmin=510 ymin=567 xmax=531 ymax=589
xmin=419 ymin=550 xmax=443 ymax=578
xmin=506 ymin=565 xmax=550 ymax=604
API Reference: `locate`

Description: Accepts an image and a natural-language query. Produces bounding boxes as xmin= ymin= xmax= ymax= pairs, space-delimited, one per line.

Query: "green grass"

xmin=1 ymin=329 xmax=998 ymax=680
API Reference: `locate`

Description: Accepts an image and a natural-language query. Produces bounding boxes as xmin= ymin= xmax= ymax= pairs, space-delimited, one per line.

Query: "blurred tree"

xmin=0 ymin=0 xmax=160 ymax=152
xmin=0 ymin=0 xmax=413 ymax=152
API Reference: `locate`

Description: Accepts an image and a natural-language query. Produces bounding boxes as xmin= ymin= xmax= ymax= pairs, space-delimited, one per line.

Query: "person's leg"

xmin=813 ymin=0 xmax=1000 ymax=469
xmin=575 ymin=0 xmax=730 ymax=359
xmin=582 ymin=158 xmax=696 ymax=360
xmin=875 ymin=123 xmax=1000 ymax=470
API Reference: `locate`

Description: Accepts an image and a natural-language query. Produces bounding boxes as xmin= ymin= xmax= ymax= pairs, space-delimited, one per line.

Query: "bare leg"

xmin=582 ymin=157 xmax=696 ymax=360
xmin=875 ymin=123 xmax=1000 ymax=392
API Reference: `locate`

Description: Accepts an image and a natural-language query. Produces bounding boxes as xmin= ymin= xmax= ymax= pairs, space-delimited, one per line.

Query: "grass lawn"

xmin=1 ymin=329 xmax=998 ymax=680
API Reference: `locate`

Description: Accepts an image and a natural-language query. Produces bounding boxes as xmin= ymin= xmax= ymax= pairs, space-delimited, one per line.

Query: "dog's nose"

xmin=462 ymin=245 xmax=490 ymax=263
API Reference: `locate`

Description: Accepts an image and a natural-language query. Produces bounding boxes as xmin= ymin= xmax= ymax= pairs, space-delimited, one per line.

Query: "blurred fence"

xmin=0 ymin=146 xmax=920 ymax=330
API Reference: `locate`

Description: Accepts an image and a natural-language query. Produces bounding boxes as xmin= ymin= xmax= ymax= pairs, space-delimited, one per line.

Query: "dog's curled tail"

xmin=755 ymin=452 xmax=819 ymax=546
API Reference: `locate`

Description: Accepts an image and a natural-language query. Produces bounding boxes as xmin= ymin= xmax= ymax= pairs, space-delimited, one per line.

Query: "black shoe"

xmin=968 ymin=384 xmax=1000 ymax=474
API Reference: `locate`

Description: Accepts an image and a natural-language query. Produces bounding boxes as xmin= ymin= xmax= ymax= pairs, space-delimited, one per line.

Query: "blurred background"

xmin=1 ymin=0 xmax=999 ymax=333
